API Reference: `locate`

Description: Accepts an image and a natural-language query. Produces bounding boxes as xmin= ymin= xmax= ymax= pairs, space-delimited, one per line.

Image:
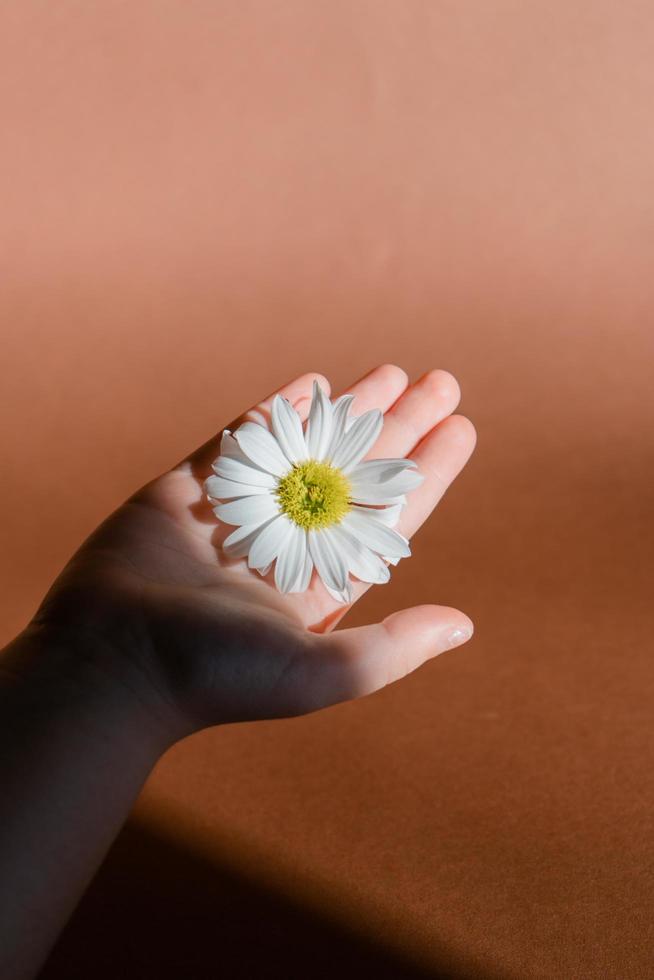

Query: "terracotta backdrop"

xmin=2 ymin=3 xmax=653 ymax=978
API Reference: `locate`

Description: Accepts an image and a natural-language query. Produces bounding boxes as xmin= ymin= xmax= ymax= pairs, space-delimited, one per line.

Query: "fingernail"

xmin=446 ymin=625 xmax=473 ymax=648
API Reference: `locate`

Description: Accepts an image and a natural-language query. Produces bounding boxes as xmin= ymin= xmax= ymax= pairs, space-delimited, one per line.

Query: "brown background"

xmin=2 ymin=2 xmax=654 ymax=977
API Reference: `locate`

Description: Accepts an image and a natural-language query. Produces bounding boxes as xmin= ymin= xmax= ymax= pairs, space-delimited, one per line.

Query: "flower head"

xmin=205 ymin=382 xmax=423 ymax=603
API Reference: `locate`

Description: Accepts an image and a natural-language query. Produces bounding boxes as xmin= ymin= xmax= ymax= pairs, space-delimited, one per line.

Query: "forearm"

xmin=0 ymin=626 xmax=176 ymax=980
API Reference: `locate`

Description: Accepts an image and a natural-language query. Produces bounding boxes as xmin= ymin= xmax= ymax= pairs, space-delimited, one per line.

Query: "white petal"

xmin=348 ymin=458 xmax=418 ymax=485
xmin=257 ymin=563 xmax=273 ymax=577
xmin=350 ymin=490 xmax=405 ymax=506
xmin=292 ymin=548 xmax=314 ymax=593
xmin=205 ymin=475 xmax=270 ymax=500
xmin=248 ymin=514 xmax=295 ymax=570
xmin=367 ymin=469 xmax=423 ymax=494
xmin=271 ymin=396 xmax=308 ymax=465
xmin=329 ymin=524 xmax=390 ymax=584
xmin=341 ymin=509 xmax=411 ymax=560
xmin=323 ymin=395 xmax=355 ymax=461
xmin=274 ymin=522 xmax=306 ymax=593
xmin=307 ymin=527 xmax=348 ymax=593
xmin=218 ymin=430 xmax=241 ymax=459
xmin=305 ymin=381 xmax=334 ymax=460
xmin=330 ymin=409 xmax=383 ymax=473
xmin=212 ymin=455 xmax=277 ymax=488
xmin=349 ymin=470 xmax=423 ymax=504
xmin=217 ymin=430 xmax=269 ymax=469
xmin=223 ymin=520 xmax=275 ymax=559
xmin=234 ymin=422 xmax=290 ymax=477
xmin=353 ymin=502 xmax=404 ymax=528
xmin=214 ymin=493 xmax=280 ymax=527
xmin=324 ymin=581 xmax=353 ymax=604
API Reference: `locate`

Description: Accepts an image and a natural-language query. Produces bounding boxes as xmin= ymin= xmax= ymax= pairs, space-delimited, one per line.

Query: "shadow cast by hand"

xmin=39 ymin=819 xmax=502 ymax=980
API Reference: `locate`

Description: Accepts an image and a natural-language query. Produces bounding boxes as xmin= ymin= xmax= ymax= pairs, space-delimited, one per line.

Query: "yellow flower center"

xmin=276 ymin=460 xmax=351 ymax=530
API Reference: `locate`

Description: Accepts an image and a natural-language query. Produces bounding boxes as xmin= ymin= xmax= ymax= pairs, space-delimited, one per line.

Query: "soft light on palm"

xmin=41 ymin=365 xmax=476 ymax=731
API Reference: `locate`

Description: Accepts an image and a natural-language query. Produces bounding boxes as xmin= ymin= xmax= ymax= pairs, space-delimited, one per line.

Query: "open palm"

xmin=35 ymin=365 xmax=476 ymax=737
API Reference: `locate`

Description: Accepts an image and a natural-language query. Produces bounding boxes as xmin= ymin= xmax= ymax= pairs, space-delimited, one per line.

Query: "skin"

xmin=0 ymin=364 xmax=476 ymax=979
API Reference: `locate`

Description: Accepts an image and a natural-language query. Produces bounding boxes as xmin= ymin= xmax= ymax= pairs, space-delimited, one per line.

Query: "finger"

xmin=336 ymin=363 xmax=409 ymax=416
xmin=397 ymin=413 xmax=477 ymax=539
xmin=301 ymin=604 xmax=474 ymax=710
xmin=180 ymin=371 xmax=331 ymax=473
xmin=304 ymin=413 xmax=476 ymax=629
xmin=370 ymin=369 xmax=461 ymax=460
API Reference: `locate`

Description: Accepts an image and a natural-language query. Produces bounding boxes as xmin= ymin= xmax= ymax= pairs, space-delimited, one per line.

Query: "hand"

xmin=29 ymin=365 xmax=476 ymax=741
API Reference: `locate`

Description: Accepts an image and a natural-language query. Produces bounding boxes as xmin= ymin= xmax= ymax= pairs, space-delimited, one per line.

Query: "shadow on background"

xmin=38 ymin=819 xmax=501 ymax=980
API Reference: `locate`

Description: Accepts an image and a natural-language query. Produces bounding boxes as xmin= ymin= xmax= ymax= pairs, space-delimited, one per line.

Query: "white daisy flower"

xmin=204 ymin=381 xmax=424 ymax=603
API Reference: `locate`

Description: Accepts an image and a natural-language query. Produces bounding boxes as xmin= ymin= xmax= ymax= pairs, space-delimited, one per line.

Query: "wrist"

xmin=0 ymin=621 xmax=187 ymax=759
xmin=0 ymin=620 xmax=184 ymax=980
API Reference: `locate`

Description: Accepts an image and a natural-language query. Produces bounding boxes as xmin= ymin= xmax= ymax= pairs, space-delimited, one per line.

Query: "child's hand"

xmin=31 ymin=365 xmax=476 ymax=741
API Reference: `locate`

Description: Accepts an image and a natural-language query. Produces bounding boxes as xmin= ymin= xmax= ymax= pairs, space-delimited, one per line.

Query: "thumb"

xmin=307 ymin=604 xmax=474 ymax=709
